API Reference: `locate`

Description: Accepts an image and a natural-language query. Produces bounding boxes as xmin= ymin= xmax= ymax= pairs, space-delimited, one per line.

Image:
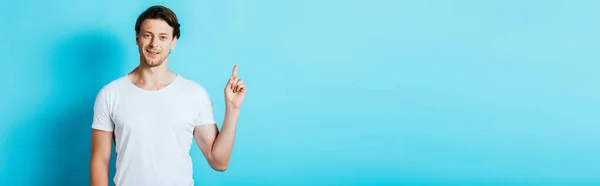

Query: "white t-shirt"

xmin=91 ymin=74 xmax=216 ymax=186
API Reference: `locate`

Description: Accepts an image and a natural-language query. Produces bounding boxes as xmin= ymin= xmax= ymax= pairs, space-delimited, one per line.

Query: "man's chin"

xmin=145 ymin=60 xmax=163 ymax=67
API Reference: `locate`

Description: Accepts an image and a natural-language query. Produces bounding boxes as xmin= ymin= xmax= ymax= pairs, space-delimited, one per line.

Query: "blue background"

xmin=1 ymin=0 xmax=599 ymax=185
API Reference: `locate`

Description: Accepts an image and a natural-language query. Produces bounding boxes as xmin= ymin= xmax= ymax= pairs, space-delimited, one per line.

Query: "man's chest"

xmin=111 ymin=96 xmax=198 ymax=133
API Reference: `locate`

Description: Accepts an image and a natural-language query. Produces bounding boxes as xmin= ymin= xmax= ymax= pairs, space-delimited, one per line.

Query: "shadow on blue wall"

xmin=2 ymin=28 xmax=125 ymax=186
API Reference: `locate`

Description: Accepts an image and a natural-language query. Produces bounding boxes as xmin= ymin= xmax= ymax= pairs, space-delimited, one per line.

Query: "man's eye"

xmin=144 ymin=34 xmax=151 ymax=38
xmin=160 ymin=36 xmax=167 ymax=40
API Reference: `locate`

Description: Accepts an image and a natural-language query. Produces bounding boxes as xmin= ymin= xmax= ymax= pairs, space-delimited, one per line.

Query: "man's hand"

xmin=224 ymin=64 xmax=245 ymax=109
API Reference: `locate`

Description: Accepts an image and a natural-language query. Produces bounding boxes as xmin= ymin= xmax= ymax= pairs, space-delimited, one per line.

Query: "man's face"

xmin=136 ymin=19 xmax=177 ymax=67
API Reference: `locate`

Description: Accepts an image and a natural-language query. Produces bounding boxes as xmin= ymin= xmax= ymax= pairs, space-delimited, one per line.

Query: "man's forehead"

xmin=141 ymin=19 xmax=173 ymax=33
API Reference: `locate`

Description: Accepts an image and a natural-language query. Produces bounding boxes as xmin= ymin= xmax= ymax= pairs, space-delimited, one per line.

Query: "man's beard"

xmin=143 ymin=50 xmax=170 ymax=67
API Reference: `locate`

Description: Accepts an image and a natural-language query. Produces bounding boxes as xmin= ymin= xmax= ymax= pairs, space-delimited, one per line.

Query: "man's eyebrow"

xmin=140 ymin=30 xmax=170 ymax=36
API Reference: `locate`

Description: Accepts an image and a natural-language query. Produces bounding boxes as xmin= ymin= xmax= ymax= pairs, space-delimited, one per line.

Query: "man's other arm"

xmin=90 ymin=129 xmax=113 ymax=186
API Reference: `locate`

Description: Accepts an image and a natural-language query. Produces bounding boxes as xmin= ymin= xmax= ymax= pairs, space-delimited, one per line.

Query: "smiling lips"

xmin=146 ymin=49 xmax=160 ymax=57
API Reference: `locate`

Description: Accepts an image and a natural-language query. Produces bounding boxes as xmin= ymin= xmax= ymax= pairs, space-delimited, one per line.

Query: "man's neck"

xmin=128 ymin=64 xmax=177 ymax=91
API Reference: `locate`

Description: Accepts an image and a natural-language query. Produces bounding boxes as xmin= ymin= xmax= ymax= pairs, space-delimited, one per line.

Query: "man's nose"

xmin=149 ymin=37 xmax=159 ymax=47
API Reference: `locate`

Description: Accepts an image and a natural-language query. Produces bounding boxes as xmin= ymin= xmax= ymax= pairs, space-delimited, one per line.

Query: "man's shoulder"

xmin=176 ymin=75 xmax=209 ymax=94
xmin=97 ymin=75 xmax=129 ymax=94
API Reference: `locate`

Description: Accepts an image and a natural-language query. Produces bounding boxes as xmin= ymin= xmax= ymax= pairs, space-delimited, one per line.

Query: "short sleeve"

xmin=193 ymin=87 xmax=216 ymax=126
xmin=91 ymin=88 xmax=114 ymax=131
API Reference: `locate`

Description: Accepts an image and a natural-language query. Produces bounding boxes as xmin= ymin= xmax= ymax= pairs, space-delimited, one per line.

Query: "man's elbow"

xmin=211 ymin=164 xmax=228 ymax=172
xmin=208 ymin=154 xmax=231 ymax=172
xmin=90 ymin=155 xmax=110 ymax=168
xmin=209 ymin=158 xmax=229 ymax=172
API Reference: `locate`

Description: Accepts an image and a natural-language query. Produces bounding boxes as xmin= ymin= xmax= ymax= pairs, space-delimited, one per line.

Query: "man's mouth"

xmin=146 ymin=49 xmax=160 ymax=56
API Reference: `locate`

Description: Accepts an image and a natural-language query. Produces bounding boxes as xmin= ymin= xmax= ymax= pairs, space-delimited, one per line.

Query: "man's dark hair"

xmin=134 ymin=5 xmax=181 ymax=39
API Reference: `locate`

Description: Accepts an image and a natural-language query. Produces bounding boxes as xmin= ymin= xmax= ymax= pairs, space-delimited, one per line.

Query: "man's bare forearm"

xmin=210 ymin=107 xmax=240 ymax=170
xmin=90 ymin=158 xmax=109 ymax=186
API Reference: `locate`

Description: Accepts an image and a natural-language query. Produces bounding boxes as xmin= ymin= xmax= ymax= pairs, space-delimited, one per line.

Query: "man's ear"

xmin=135 ymin=33 xmax=140 ymax=45
xmin=171 ymin=37 xmax=178 ymax=50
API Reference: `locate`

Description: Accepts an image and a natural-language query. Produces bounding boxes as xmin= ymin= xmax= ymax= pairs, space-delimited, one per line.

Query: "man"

xmin=90 ymin=5 xmax=245 ymax=186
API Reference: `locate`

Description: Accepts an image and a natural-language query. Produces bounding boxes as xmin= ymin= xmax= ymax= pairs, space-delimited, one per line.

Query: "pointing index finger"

xmin=232 ymin=64 xmax=238 ymax=76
